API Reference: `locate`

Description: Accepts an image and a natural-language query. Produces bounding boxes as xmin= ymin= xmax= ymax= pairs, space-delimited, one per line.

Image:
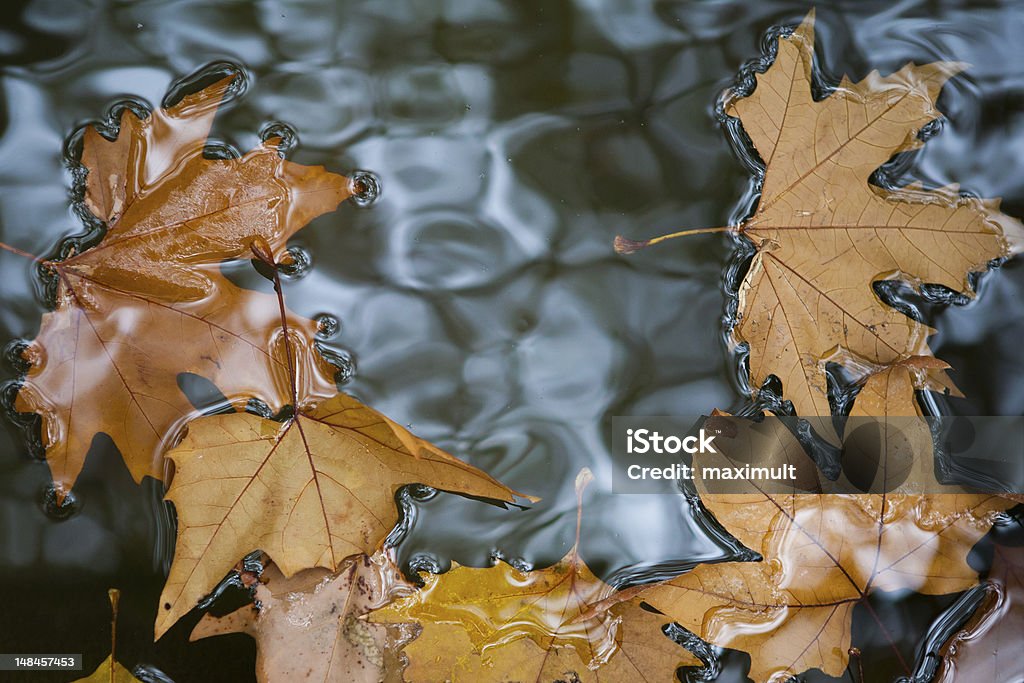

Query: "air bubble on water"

xmin=245 ymin=398 xmax=274 ymax=419
xmin=41 ymin=484 xmax=79 ymax=520
xmin=349 ymin=170 xmax=381 ymax=207
xmin=3 ymin=339 xmax=31 ymax=372
xmin=406 ymin=553 xmax=443 ymax=577
xmin=260 ymin=121 xmax=298 ymax=156
xmin=162 ymin=61 xmax=248 ymax=111
xmin=508 ymin=557 xmax=533 ymax=572
xmin=131 ymin=664 xmax=173 ymax=683
xmin=279 ymin=246 xmax=312 ymax=279
xmin=407 ymin=484 xmax=438 ymax=501
xmin=202 ymin=140 xmax=241 ymax=160
xmin=314 ymin=314 xmax=340 ymax=339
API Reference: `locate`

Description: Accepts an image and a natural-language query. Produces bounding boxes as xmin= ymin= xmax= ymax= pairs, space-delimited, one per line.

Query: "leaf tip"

xmin=793 ymin=8 xmax=816 ymax=42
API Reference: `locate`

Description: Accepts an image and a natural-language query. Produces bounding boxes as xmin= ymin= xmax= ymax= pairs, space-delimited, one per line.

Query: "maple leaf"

xmin=935 ymin=537 xmax=1023 ymax=683
xmin=13 ymin=75 xmax=351 ymax=497
xmin=76 ymin=589 xmax=140 ymax=683
xmin=191 ymin=552 xmax=419 ymax=683
xmin=76 ymin=657 xmax=139 ymax=683
xmin=615 ymin=10 xmax=1023 ymax=422
xmin=598 ymin=379 xmax=1013 ymax=682
xmin=156 ymin=386 xmax=531 ymax=639
xmin=371 ymin=470 xmax=699 ymax=682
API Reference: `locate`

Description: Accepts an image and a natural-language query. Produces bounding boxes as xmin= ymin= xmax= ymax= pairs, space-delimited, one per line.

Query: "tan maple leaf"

xmin=615 ymin=10 xmax=1023 ymax=423
xmin=371 ymin=470 xmax=699 ymax=682
xmin=156 ymin=387 xmax=531 ymax=639
xmin=191 ymin=552 xmax=419 ymax=683
xmin=599 ymin=367 xmax=1013 ymax=682
xmin=75 ymin=657 xmax=139 ymax=683
xmin=14 ymin=75 xmax=351 ymax=497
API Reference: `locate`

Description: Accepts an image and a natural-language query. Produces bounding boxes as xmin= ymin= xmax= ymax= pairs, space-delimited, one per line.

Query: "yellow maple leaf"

xmin=156 ymin=388 xmax=530 ymax=639
xmin=372 ymin=470 xmax=699 ymax=681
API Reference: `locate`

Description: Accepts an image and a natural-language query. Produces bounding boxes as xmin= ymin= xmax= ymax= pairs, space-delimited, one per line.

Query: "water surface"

xmin=1 ymin=1 xmax=1022 ymax=681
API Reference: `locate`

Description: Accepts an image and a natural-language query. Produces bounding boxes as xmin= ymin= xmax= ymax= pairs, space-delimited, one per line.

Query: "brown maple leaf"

xmin=371 ymin=470 xmax=699 ymax=682
xmin=191 ymin=552 xmax=419 ymax=683
xmin=615 ymin=10 xmax=1023 ymax=423
xmin=156 ymin=380 xmax=532 ymax=639
xmin=599 ymin=372 xmax=1013 ymax=682
xmin=13 ymin=75 xmax=351 ymax=497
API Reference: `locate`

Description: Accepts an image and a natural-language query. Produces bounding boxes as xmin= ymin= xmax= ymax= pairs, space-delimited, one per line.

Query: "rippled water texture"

xmin=1 ymin=1 xmax=1023 ymax=681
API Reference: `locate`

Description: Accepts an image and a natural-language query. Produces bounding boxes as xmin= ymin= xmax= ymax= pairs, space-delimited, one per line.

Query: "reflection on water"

xmin=1 ymin=1 xmax=1022 ymax=681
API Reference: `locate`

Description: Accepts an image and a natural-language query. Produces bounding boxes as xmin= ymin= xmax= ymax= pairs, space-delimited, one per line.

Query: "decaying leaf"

xmin=935 ymin=538 xmax=1024 ymax=683
xmin=15 ymin=75 xmax=351 ymax=497
xmin=191 ymin=552 xmax=419 ymax=683
xmin=616 ymin=10 xmax=1023 ymax=422
xmin=157 ymin=389 xmax=529 ymax=639
xmin=76 ymin=589 xmax=140 ymax=683
xmin=372 ymin=469 xmax=699 ymax=682
xmin=602 ymin=381 xmax=1013 ymax=682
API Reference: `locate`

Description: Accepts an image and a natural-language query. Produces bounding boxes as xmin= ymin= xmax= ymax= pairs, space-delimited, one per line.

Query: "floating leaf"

xmin=76 ymin=589 xmax=140 ymax=683
xmin=14 ymin=75 xmax=351 ymax=498
xmin=192 ymin=552 xmax=419 ymax=683
xmin=157 ymin=386 xmax=530 ymax=639
xmin=602 ymin=380 xmax=1012 ymax=681
xmin=373 ymin=469 xmax=699 ymax=681
xmin=616 ymin=10 xmax=1023 ymax=422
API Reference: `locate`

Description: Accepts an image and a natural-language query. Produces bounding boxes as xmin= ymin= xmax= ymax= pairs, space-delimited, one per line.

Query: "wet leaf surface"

xmin=191 ymin=552 xmax=418 ymax=683
xmin=158 ymin=380 xmax=528 ymax=638
xmin=373 ymin=470 xmax=699 ymax=682
xmin=618 ymin=10 xmax=1023 ymax=425
xmin=604 ymin=370 xmax=1012 ymax=682
xmin=14 ymin=77 xmax=351 ymax=498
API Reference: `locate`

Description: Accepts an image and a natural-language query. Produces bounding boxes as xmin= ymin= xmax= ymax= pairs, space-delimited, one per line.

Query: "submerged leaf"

xmin=191 ymin=552 xmax=418 ymax=683
xmin=157 ymin=391 xmax=529 ymax=639
xmin=15 ymin=75 xmax=351 ymax=497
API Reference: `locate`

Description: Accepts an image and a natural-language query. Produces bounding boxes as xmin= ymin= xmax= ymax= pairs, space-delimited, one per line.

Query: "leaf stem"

xmin=861 ymin=599 xmax=910 ymax=674
xmin=0 ymin=241 xmax=42 ymax=261
xmin=613 ymin=226 xmax=734 ymax=254
xmin=108 ymin=588 xmax=120 ymax=677
xmin=573 ymin=468 xmax=593 ymax=551
xmin=252 ymin=240 xmax=299 ymax=407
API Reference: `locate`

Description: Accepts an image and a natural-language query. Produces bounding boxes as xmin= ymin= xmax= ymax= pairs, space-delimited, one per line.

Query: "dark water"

xmin=1 ymin=1 xmax=1022 ymax=681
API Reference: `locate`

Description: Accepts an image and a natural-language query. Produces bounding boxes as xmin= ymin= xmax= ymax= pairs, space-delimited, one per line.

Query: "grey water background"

xmin=0 ymin=0 xmax=1022 ymax=681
